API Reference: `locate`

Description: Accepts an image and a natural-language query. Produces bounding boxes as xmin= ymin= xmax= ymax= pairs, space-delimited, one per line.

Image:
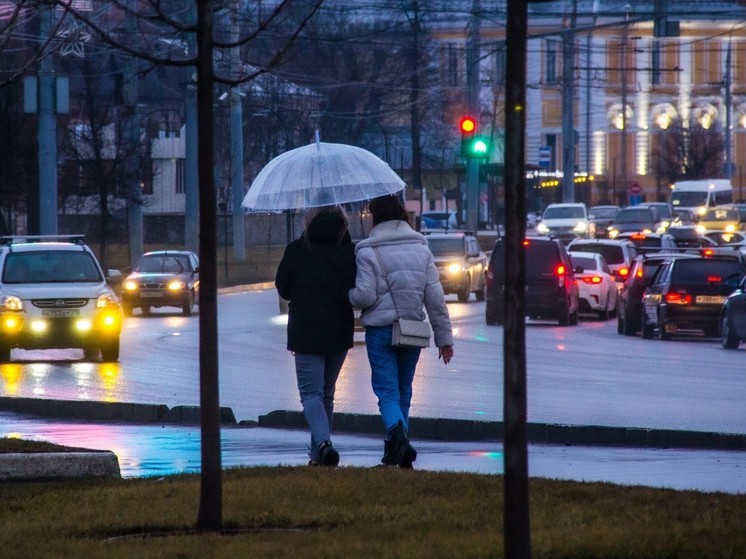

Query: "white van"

xmin=669 ymin=179 xmax=733 ymax=217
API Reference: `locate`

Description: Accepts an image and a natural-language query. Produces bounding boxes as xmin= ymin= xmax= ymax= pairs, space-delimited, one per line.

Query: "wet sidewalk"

xmin=1 ymin=413 xmax=744 ymax=494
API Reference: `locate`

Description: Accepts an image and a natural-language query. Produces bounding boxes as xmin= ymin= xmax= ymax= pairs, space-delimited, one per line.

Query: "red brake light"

xmin=582 ymin=276 xmax=603 ymax=284
xmin=702 ymin=248 xmax=714 ymax=257
xmin=522 ymin=239 xmax=530 ymax=246
xmin=665 ymin=293 xmax=692 ymax=305
xmin=631 ymin=233 xmax=646 ymax=240
xmin=554 ymin=264 xmax=566 ymax=276
xmin=707 ymin=275 xmax=722 ymax=283
xmin=635 ymin=267 xmax=644 ymax=278
xmin=618 ymin=267 xmax=629 ymax=277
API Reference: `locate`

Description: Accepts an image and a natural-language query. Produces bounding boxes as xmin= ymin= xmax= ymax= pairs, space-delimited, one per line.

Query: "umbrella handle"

xmin=315 ymin=129 xmax=320 ymax=149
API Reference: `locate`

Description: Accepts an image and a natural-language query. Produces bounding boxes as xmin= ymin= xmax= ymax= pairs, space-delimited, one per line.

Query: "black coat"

xmin=275 ymin=213 xmax=357 ymax=354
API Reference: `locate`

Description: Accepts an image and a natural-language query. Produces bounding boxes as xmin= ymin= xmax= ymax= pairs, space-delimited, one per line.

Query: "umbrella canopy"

xmin=242 ymin=141 xmax=405 ymax=211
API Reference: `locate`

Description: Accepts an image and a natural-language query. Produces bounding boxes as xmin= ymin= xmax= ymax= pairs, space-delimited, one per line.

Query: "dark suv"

xmin=641 ymin=255 xmax=746 ymax=339
xmin=426 ymin=232 xmax=487 ymax=302
xmin=485 ymin=237 xmax=579 ymax=326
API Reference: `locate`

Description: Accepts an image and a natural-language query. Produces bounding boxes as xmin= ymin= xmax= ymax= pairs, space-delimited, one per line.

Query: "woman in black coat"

xmin=275 ymin=205 xmax=356 ymax=466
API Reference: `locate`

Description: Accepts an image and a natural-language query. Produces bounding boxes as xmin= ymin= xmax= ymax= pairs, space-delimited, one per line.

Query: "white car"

xmin=567 ymin=238 xmax=639 ymax=283
xmin=535 ymin=203 xmax=594 ymax=241
xmin=569 ymin=251 xmax=619 ymax=320
xmin=0 ymin=235 xmax=123 ymax=362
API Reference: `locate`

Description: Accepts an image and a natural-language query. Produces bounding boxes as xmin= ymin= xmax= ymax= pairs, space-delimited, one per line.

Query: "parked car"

xmin=421 ymin=210 xmax=458 ymax=231
xmin=0 ymin=235 xmax=123 ymax=362
xmin=617 ymin=231 xmax=678 ymax=251
xmin=122 ymin=250 xmax=200 ymax=316
xmin=721 ymin=273 xmax=746 ymax=349
xmin=641 ymin=255 xmax=746 ymax=339
xmin=607 ymin=207 xmax=659 ymax=239
xmin=566 ymin=238 xmax=638 ymax=283
xmin=425 ymin=232 xmax=487 ymax=302
xmin=617 ymin=253 xmax=698 ymax=336
xmin=569 ymin=252 xmax=619 ymax=320
xmin=588 ymin=205 xmax=621 ymax=238
xmin=535 ymin=203 xmax=594 ymax=242
xmin=485 ymin=237 xmax=579 ymax=326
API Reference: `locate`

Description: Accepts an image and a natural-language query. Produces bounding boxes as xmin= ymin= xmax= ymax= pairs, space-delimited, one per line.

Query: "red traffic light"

xmin=459 ymin=116 xmax=477 ymax=135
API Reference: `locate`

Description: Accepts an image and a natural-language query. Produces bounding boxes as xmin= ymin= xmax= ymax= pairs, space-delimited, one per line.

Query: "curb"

xmin=218 ymin=281 xmax=275 ymax=295
xmin=0 ymin=451 xmax=120 ymax=480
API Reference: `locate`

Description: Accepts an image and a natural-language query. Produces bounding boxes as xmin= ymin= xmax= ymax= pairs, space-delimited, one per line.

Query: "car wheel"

xmin=721 ymin=312 xmax=740 ymax=349
xmin=569 ymin=310 xmax=579 ymax=326
xmin=182 ymin=292 xmax=195 ymax=315
xmin=641 ymin=315 xmax=654 ymax=339
xmin=558 ymin=300 xmax=570 ymax=326
xmin=123 ymin=304 xmax=133 ymax=317
xmin=457 ymin=276 xmax=470 ymax=303
xmin=83 ymin=346 xmax=100 ymax=361
xmin=658 ymin=315 xmax=671 ymax=341
xmin=597 ymin=299 xmax=610 ymax=321
xmin=0 ymin=344 xmax=11 ymax=363
xmin=141 ymin=305 xmax=151 ymax=316
xmin=622 ymin=308 xmax=636 ymax=337
xmin=475 ymin=280 xmax=486 ymax=302
xmin=617 ymin=312 xmax=624 ymax=334
xmin=100 ymin=338 xmax=120 ymax=362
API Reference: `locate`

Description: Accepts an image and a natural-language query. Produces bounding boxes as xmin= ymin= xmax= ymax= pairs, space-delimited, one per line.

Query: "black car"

xmin=617 ymin=253 xmax=698 ymax=336
xmin=485 ymin=237 xmax=579 ymax=326
xmin=721 ymin=274 xmax=746 ymax=349
xmin=608 ymin=207 xmax=658 ymax=238
xmin=122 ymin=250 xmax=200 ymax=316
xmin=588 ymin=205 xmax=621 ymax=239
xmin=426 ymin=232 xmax=487 ymax=302
xmin=641 ymin=255 xmax=746 ymax=339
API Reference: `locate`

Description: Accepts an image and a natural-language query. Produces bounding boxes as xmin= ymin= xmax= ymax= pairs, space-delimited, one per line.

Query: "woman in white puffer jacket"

xmin=349 ymin=194 xmax=454 ymax=468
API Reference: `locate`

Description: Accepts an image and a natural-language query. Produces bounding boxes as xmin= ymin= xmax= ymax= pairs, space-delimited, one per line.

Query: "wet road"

xmin=1 ymin=288 xmax=744 ymax=436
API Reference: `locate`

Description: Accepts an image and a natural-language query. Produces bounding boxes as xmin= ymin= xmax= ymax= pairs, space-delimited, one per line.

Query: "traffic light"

xmin=458 ymin=116 xmax=491 ymax=160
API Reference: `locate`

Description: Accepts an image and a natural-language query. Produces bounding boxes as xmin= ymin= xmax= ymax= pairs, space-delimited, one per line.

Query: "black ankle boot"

xmin=389 ymin=422 xmax=417 ymax=469
xmin=380 ymin=439 xmax=397 ymax=466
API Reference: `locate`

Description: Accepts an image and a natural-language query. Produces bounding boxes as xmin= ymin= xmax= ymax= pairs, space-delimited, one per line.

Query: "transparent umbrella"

xmin=242 ymin=140 xmax=405 ymax=211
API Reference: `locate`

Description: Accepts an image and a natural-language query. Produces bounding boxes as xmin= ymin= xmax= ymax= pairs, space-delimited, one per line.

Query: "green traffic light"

xmin=462 ymin=135 xmax=491 ymax=159
xmin=473 ymin=139 xmax=488 ymax=154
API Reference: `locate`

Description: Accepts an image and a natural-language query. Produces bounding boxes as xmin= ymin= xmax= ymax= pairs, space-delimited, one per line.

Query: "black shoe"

xmin=380 ymin=439 xmax=397 ymax=466
xmin=389 ymin=422 xmax=417 ymax=469
xmin=318 ymin=442 xmax=339 ymax=467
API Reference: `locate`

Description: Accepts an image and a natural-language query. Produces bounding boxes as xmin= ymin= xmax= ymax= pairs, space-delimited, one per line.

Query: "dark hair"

xmin=368 ymin=195 xmax=408 ymax=226
xmin=303 ymin=205 xmax=349 ymax=245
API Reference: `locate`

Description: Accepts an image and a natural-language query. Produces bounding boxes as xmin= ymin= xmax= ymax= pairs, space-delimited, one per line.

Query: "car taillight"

xmin=554 ymin=264 xmax=566 ymax=276
xmin=707 ymin=276 xmax=722 ymax=283
xmin=635 ymin=267 xmax=644 ymax=278
xmin=665 ymin=292 xmax=692 ymax=305
xmin=702 ymin=248 xmax=715 ymax=257
xmin=618 ymin=267 xmax=629 ymax=278
xmin=582 ymin=276 xmax=603 ymax=284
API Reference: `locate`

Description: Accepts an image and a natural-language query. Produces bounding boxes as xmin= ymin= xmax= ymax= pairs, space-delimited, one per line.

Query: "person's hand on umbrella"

xmin=438 ymin=345 xmax=454 ymax=365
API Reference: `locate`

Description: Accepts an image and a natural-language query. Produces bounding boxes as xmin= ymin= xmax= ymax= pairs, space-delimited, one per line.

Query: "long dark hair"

xmin=368 ymin=195 xmax=409 ymax=226
xmin=303 ymin=205 xmax=349 ymax=245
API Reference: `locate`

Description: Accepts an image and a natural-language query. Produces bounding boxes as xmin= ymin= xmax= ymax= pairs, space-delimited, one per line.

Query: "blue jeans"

xmin=365 ymin=325 xmax=422 ymax=435
xmin=294 ymin=350 xmax=347 ymax=462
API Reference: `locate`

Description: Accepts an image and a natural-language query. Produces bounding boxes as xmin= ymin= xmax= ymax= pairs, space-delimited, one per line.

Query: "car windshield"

xmin=671 ymin=259 xmax=744 ymax=285
xmin=570 ymin=244 xmax=624 ymax=264
xmin=615 ymin=209 xmax=653 ymax=224
xmin=2 ymin=251 xmax=102 ymax=284
xmin=543 ymin=206 xmax=585 ymax=219
xmin=671 ymin=191 xmax=707 ymax=207
xmin=135 ymin=254 xmax=190 ymax=274
xmin=570 ymin=256 xmax=598 ymax=270
xmin=427 ymin=238 xmax=464 ymax=257
xmin=702 ymin=208 xmax=739 ymax=222
xmin=590 ymin=207 xmax=618 ymax=219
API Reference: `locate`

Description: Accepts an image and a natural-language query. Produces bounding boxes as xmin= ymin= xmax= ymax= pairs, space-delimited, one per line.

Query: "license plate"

xmin=696 ymin=295 xmax=726 ymax=304
xmin=140 ymin=291 xmax=164 ymax=298
xmin=42 ymin=309 xmax=80 ymax=318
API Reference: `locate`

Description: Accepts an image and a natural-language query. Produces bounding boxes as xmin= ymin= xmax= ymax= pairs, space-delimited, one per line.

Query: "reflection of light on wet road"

xmin=30 ymin=363 xmax=52 ymax=396
xmin=98 ymin=363 xmax=122 ymax=402
xmin=0 ymin=364 xmax=23 ymax=396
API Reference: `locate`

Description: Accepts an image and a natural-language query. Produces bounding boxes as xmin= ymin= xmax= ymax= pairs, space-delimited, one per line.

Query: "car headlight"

xmin=608 ymin=229 xmax=619 ymax=239
xmin=695 ymin=224 xmax=706 ymax=235
xmin=96 ymin=293 xmax=120 ymax=309
xmin=725 ymin=224 xmax=736 ymax=233
xmin=536 ymin=222 xmax=550 ymax=234
xmin=696 ymin=206 xmax=707 ymax=216
xmin=168 ymin=280 xmax=187 ymax=291
xmin=446 ymin=263 xmax=463 ymax=274
xmin=0 ymin=295 xmax=23 ymax=312
xmin=573 ymin=222 xmax=588 ymax=233
xmin=123 ymin=280 xmax=139 ymax=291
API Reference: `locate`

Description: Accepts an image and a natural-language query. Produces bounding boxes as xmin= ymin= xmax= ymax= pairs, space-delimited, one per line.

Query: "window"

xmin=651 ymin=41 xmax=662 ymax=85
xmin=545 ymin=40 xmax=558 ymax=84
xmin=495 ymin=43 xmax=506 ymax=85
xmin=175 ymin=159 xmax=185 ymax=194
xmin=448 ymin=44 xmax=459 ymax=87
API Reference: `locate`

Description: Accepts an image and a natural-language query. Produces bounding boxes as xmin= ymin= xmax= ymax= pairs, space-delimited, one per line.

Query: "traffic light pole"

xmin=465 ymin=0 xmax=481 ymax=232
xmin=466 ymin=159 xmax=479 ymax=232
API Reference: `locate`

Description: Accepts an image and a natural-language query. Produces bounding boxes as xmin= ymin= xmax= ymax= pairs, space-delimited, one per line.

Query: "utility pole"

xmin=620 ymin=6 xmax=629 ymax=202
xmin=125 ymin=0 xmax=143 ymax=266
xmin=409 ymin=1 xmax=423 ymax=224
xmin=230 ymin=0 xmax=246 ymax=260
xmin=184 ymin=5 xmax=199 ymax=253
xmin=38 ymin=6 xmax=57 ymax=235
xmin=725 ymin=39 xmax=732 ymax=180
xmin=465 ymin=0 xmax=481 ymax=232
xmin=561 ymin=0 xmax=577 ymax=202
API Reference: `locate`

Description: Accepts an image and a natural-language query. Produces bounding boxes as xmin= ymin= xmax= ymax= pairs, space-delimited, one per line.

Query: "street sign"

xmin=629 ymin=181 xmax=642 ymax=195
xmin=538 ymin=146 xmax=551 ymax=168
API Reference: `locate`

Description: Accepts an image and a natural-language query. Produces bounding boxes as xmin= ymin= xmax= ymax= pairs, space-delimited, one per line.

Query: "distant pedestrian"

xmin=349 ymin=195 xmax=454 ymax=468
xmin=275 ymin=205 xmax=357 ymax=466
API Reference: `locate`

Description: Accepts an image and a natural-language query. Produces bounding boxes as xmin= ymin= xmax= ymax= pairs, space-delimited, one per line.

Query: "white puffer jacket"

xmin=349 ymin=220 xmax=453 ymax=348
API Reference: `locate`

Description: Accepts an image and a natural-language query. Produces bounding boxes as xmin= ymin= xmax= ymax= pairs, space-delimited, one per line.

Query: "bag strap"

xmin=372 ymin=247 xmax=401 ymax=320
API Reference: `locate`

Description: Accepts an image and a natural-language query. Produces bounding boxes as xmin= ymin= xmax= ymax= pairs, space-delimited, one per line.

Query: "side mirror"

xmin=107 ymin=269 xmax=123 ymax=285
